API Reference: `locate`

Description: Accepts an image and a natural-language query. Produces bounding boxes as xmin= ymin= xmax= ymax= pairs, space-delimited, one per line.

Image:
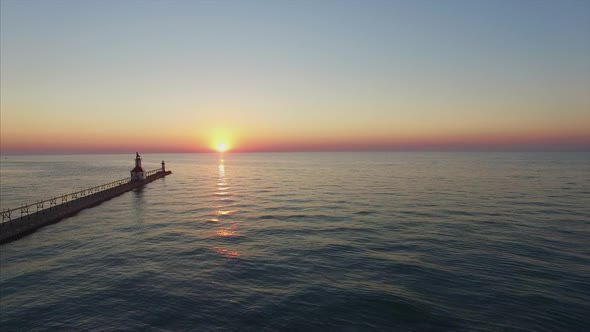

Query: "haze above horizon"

xmin=1 ymin=0 xmax=589 ymax=154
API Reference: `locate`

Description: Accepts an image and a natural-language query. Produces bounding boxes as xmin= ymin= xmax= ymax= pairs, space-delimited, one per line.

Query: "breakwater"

xmin=0 ymin=169 xmax=171 ymax=244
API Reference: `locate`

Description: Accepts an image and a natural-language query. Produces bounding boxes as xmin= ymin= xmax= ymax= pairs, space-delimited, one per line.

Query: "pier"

xmin=0 ymin=154 xmax=171 ymax=244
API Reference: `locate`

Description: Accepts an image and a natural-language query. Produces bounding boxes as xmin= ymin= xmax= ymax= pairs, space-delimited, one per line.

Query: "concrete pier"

xmin=0 ymin=170 xmax=171 ymax=245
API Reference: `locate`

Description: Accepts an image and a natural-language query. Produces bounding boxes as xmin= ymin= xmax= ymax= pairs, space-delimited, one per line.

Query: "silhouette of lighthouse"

xmin=130 ymin=152 xmax=146 ymax=180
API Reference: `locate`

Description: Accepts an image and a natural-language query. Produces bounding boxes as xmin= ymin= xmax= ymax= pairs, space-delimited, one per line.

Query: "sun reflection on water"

xmin=216 ymin=223 xmax=238 ymax=237
xmin=212 ymin=246 xmax=240 ymax=258
xmin=218 ymin=160 xmax=225 ymax=178
xmin=216 ymin=210 xmax=234 ymax=216
xmin=209 ymin=156 xmax=241 ymax=257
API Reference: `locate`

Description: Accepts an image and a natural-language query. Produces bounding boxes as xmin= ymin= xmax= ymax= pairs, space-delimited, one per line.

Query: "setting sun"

xmin=217 ymin=143 xmax=228 ymax=152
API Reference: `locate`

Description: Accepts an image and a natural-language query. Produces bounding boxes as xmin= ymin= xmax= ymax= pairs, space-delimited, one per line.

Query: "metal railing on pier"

xmin=1 ymin=168 xmax=163 ymax=224
xmin=145 ymin=169 xmax=161 ymax=177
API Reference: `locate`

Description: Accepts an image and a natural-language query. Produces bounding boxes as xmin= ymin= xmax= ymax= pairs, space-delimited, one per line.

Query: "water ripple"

xmin=1 ymin=152 xmax=589 ymax=331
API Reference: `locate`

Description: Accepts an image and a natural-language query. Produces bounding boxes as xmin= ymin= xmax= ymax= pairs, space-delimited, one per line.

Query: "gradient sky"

xmin=1 ymin=0 xmax=589 ymax=153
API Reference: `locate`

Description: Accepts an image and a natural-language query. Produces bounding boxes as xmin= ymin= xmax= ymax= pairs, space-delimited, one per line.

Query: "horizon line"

xmin=2 ymin=147 xmax=589 ymax=156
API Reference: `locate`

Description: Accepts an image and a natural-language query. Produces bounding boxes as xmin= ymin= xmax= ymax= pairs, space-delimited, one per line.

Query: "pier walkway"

xmin=0 ymin=169 xmax=171 ymax=244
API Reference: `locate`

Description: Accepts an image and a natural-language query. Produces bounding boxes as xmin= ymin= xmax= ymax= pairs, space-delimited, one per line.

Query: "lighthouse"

xmin=131 ymin=152 xmax=146 ymax=180
xmin=161 ymin=160 xmax=166 ymax=172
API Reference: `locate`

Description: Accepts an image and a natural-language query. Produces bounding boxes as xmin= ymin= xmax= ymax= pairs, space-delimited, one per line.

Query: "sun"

xmin=216 ymin=143 xmax=228 ymax=152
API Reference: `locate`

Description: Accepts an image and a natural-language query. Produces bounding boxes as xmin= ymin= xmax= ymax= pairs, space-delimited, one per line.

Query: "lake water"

xmin=1 ymin=152 xmax=589 ymax=331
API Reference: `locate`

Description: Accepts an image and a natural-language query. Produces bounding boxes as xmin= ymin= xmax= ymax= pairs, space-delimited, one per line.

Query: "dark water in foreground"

xmin=1 ymin=152 xmax=589 ymax=331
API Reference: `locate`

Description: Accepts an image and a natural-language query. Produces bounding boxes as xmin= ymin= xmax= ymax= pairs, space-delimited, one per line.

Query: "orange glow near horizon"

xmin=207 ymin=128 xmax=235 ymax=153
xmin=1 ymin=123 xmax=589 ymax=154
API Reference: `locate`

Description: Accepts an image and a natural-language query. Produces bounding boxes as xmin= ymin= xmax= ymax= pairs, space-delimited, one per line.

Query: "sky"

xmin=1 ymin=0 xmax=589 ymax=154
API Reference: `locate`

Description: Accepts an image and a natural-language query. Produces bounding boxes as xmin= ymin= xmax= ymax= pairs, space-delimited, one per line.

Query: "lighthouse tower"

xmin=161 ymin=160 xmax=166 ymax=172
xmin=131 ymin=152 xmax=146 ymax=180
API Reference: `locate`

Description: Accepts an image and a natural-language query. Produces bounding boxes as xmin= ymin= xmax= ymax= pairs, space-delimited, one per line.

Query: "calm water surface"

xmin=1 ymin=152 xmax=589 ymax=331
